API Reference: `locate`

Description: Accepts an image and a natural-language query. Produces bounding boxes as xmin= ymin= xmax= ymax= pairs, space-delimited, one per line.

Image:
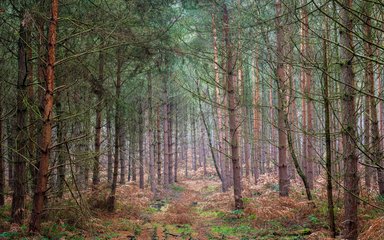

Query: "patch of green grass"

xmin=308 ymin=214 xmax=320 ymax=225
xmin=198 ymin=210 xmax=222 ymax=218
xmin=247 ymin=214 xmax=257 ymax=220
xmin=211 ymin=224 xmax=257 ymax=237
xmin=171 ymin=184 xmax=185 ymax=192
xmin=242 ymin=197 xmax=252 ymax=204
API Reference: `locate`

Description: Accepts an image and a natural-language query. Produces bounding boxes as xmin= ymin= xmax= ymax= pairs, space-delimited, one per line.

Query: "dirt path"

xmin=105 ymin=178 xmax=224 ymax=240
xmin=102 ymin=177 xmax=318 ymax=240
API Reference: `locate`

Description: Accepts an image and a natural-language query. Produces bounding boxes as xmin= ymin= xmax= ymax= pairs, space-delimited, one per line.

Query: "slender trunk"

xmin=163 ymin=79 xmax=169 ymax=188
xmin=275 ymin=0 xmax=289 ymax=197
xmin=0 ymin=81 xmax=3 ymax=206
xmin=128 ymin=139 xmax=132 ymax=182
xmin=285 ymin=109 xmax=312 ymax=201
xmin=26 ymin=33 xmax=36 ymax=194
xmin=223 ymin=3 xmax=243 ymax=209
xmin=184 ymin=120 xmax=188 ymax=178
xmin=192 ymin=113 xmax=197 ymax=171
xmin=212 ymin=11 xmax=226 ymax=190
xmin=32 ymin=2 xmax=46 ymax=194
xmin=157 ymin=106 xmax=161 ymax=186
xmin=148 ymin=75 xmax=156 ymax=192
xmin=93 ymin=50 xmax=104 ymax=186
xmin=29 ymin=0 xmax=58 ymax=231
xmin=107 ymin=46 xmax=122 ymax=212
xmin=119 ymin=129 xmax=126 ymax=184
xmin=107 ymin=108 xmax=113 ymax=183
xmin=174 ymin=106 xmax=179 ymax=182
xmin=139 ymin=105 xmax=145 ymax=189
xmin=301 ymin=0 xmax=314 ymax=189
xmin=253 ymin=52 xmax=260 ymax=183
xmin=168 ymin=103 xmax=173 ymax=184
xmin=12 ymin=16 xmax=29 ymax=225
xmin=131 ymin=136 xmax=136 ymax=182
xmin=340 ymin=1 xmax=359 ymax=239
xmin=322 ymin=21 xmax=336 ymax=238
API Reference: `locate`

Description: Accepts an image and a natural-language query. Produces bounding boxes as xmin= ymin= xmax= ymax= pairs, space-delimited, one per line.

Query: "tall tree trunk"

xmin=131 ymin=135 xmax=137 ymax=182
xmin=340 ymin=1 xmax=359 ymax=239
xmin=26 ymin=32 xmax=36 ymax=194
xmin=174 ymin=105 xmax=179 ymax=182
xmin=107 ymin=108 xmax=113 ymax=183
xmin=322 ymin=20 xmax=336 ymax=238
xmin=168 ymin=103 xmax=173 ymax=184
xmin=156 ymin=106 xmax=162 ymax=186
xmin=275 ymin=0 xmax=289 ymax=197
xmin=192 ymin=111 xmax=197 ymax=171
xmin=12 ymin=15 xmax=29 ymax=225
xmin=147 ymin=75 xmax=156 ymax=192
xmin=163 ymin=78 xmax=169 ymax=188
xmin=252 ymin=51 xmax=260 ymax=183
xmin=184 ymin=119 xmax=188 ymax=178
xmin=301 ymin=0 xmax=314 ymax=189
xmin=0 ymin=80 xmax=3 ymax=206
xmin=212 ymin=11 xmax=226 ymax=191
xmin=29 ymin=0 xmax=58 ymax=231
xmin=32 ymin=0 xmax=46 ymax=195
xmin=93 ymin=50 xmax=104 ymax=186
xmin=223 ymin=3 xmax=243 ymax=209
xmin=107 ymin=46 xmax=122 ymax=212
xmin=139 ymin=104 xmax=145 ymax=189
xmin=119 ymin=129 xmax=126 ymax=184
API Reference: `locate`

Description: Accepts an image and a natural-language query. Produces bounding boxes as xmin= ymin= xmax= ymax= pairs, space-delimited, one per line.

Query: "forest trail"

xmin=105 ymin=177 xmax=226 ymax=240
xmin=94 ymin=174 xmax=329 ymax=240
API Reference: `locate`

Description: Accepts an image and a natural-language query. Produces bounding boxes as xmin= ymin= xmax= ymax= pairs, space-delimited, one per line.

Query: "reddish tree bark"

xmin=301 ymin=0 xmax=314 ymax=189
xmin=29 ymin=0 xmax=58 ymax=231
xmin=252 ymin=51 xmax=260 ymax=183
xmin=275 ymin=0 xmax=289 ymax=197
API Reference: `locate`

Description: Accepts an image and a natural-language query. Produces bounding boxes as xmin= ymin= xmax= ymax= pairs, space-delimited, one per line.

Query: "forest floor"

xmin=1 ymin=169 xmax=384 ymax=239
